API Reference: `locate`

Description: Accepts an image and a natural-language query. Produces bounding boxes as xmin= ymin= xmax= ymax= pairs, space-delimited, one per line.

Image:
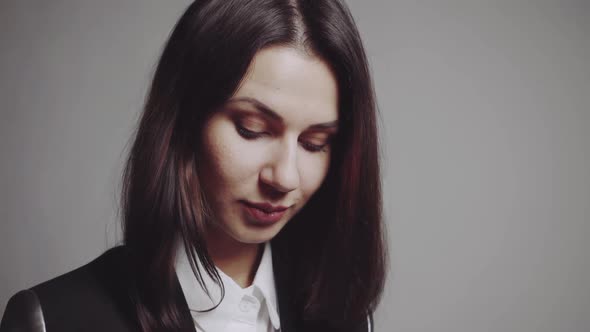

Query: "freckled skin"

xmin=198 ymin=46 xmax=338 ymax=248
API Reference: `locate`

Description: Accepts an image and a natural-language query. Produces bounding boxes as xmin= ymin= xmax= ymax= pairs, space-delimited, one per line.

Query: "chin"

xmin=227 ymin=221 xmax=287 ymax=245
xmin=230 ymin=228 xmax=282 ymax=244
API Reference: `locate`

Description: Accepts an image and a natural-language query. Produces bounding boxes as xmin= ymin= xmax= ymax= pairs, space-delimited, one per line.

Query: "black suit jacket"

xmin=0 ymin=246 xmax=372 ymax=332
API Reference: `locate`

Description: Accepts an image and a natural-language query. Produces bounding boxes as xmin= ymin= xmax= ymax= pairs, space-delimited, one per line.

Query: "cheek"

xmin=298 ymin=153 xmax=330 ymax=198
xmin=202 ymin=120 xmax=264 ymax=190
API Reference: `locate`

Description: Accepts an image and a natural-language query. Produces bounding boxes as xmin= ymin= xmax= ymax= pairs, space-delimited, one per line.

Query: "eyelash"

xmin=236 ymin=125 xmax=263 ymax=139
xmin=236 ymin=125 xmax=329 ymax=153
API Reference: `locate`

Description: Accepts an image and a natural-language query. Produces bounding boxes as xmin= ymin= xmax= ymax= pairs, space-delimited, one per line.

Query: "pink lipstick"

xmin=242 ymin=201 xmax=288 ymax=225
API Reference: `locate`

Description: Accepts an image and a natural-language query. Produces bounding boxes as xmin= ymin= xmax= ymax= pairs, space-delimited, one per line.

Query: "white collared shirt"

xmin=175 ymin=242 xmax=281 ymax=332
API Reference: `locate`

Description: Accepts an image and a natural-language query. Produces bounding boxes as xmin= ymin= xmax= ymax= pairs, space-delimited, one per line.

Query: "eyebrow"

xmin=227 ymin=97 xmax=339 ymax=130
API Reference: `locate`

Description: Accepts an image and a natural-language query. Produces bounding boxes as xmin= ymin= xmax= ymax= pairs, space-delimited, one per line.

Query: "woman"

xmin=1 ymin=0 xmax=386 ymax=331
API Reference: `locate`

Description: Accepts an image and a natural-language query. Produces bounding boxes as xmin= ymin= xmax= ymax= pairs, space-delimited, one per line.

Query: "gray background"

xmin=1 ymin=0 xmax=589 ymax=331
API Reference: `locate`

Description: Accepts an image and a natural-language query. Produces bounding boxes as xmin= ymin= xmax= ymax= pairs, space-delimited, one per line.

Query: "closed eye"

xmin=236 ymin=124 xmax=331 ymax=153
xmin=299 ymin=140 xmax=330 ymax=153
xmin=236 ymin=125 xmax=266 ymax=139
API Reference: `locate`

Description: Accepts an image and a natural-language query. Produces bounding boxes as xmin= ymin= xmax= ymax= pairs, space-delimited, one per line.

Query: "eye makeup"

xmin=225 ymin=104 xmax=336 ymax=153
xmin=237 ymin=116 xmax=266 ymax=131
xmin=231 ymin=111 xmax=271 ymax=139
xmin=299 ymin=132 xmax=333 ymax=152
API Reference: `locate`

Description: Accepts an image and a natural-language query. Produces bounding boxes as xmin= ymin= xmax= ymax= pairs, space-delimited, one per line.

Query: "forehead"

xmin=232 ymin=46 xmax=339 ymax=126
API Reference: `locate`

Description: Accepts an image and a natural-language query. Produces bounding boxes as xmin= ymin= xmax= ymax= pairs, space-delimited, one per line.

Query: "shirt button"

xmin=239 ymin=295 xmax=259 ymax=313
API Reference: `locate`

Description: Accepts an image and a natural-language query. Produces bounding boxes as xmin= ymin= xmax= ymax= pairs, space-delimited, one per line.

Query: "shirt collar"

xmin=175 ymin=241 xmax=280 ymax=330
xmin=251 ymin=242 xmax=280 ymax=328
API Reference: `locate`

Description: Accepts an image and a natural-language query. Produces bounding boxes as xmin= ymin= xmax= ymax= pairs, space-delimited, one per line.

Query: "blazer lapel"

xmin=272 ymin=242 xmax=300 ymax=332
xmin=172 ymin=274 xmax=198 ymax=332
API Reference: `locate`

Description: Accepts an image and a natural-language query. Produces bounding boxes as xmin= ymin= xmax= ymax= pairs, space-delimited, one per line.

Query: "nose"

xmin=259 ymin=139 xmax=300 ymax=193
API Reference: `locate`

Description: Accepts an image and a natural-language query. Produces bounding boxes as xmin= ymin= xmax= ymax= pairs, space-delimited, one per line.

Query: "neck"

xmin=205 ymin=226 xmax=263 ymax=288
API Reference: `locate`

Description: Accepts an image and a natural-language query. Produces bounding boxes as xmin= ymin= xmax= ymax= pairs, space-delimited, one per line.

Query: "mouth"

xmin=242 ymin=201 xmax=289 ymax=213
xmin=241 ymin=201 xmax=289 ymax=225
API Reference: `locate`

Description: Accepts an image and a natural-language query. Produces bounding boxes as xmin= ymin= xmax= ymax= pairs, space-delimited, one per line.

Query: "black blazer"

xmin=0 ymin=246 xmax=372 ymax=332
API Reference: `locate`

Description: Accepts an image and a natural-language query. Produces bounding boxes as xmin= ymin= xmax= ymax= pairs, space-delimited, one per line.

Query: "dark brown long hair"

xmin=121 ymin=0 xmax=386 ymax=330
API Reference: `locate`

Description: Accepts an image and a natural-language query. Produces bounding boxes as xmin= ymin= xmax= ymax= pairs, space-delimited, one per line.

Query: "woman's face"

xmin=198 ymin=46 xmax=338 ymax=245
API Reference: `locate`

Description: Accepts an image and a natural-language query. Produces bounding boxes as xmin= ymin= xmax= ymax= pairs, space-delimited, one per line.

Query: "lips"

xmin=242 ymin=201 xmax=289 ymax=225
xmin=243 ymin=201 xmax=288 ymax=213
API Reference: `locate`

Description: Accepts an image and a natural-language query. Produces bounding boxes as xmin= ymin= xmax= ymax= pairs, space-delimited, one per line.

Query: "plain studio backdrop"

xmin=1 ymin=1 xmax=589 ymax=331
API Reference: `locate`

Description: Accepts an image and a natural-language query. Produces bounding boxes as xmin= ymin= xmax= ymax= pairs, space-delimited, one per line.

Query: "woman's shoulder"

xmin=1 ymin=245 xmax=137 ymax=332
xmin=31 ymin=245 xmax=130 ymax=298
